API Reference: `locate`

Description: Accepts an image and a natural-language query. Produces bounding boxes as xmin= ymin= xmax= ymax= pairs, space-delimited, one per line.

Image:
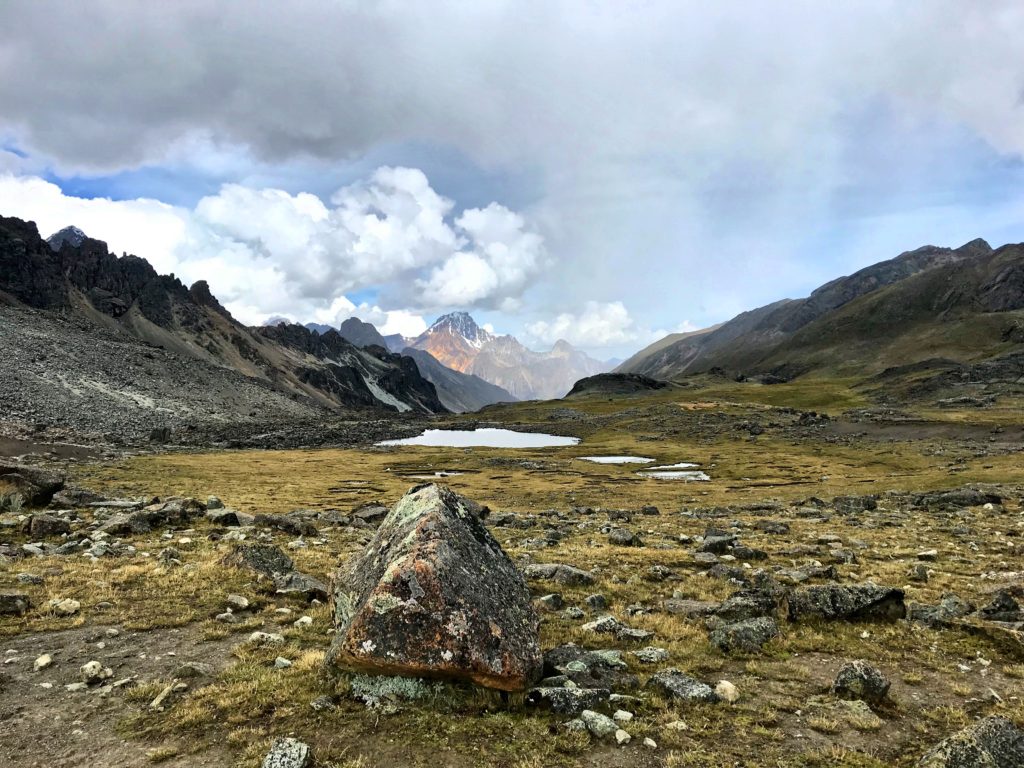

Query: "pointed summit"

xmin=47 ymin=225 xmax=88 ymax=252
xmin=412 ymin=312 xmax=495 ymax=372
xmin=426 ymin=312 xmax=494 ymax=349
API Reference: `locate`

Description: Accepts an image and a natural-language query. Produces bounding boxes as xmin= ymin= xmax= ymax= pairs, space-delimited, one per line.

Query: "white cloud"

xmin=0 ymin=168 xmax=546 ymax=326
xmin=0 ymin=174 xmax=187 ymax=274
xmin=415 ymin=203 xmax=547 ymax=309
xmin=527 ymin=302 xmax=701 ymax=349
xmin=526 ymin=301 xmax=637 ymax=348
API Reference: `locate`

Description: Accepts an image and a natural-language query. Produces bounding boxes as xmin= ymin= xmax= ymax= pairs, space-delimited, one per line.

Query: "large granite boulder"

xmin=325 ymin=484 xmax=542 ymax=691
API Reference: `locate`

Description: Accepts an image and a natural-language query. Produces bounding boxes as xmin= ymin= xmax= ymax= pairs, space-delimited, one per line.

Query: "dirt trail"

xmin=0 ymin=623 xmax=235 ymax=768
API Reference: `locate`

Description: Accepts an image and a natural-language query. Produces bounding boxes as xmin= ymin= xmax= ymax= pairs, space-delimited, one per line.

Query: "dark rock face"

xmin=326 ymin=484 xmax=542 ymax=691
xmin=918 ymin=716 xmax=1024 ymax=767
xmin=788 ymin=583 xmax=906 ymax=622
xmin=833 ymin=660 xmax=890 ymax=704
xmin=645 ymin=669 xmax=720 ymax=704
xmin=709 ymin=617 xmax=780 ymax=653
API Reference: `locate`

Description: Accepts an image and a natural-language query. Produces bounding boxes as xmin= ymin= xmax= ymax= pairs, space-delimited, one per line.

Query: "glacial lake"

xmin=378 ymin=428 xmax=580 ymax=448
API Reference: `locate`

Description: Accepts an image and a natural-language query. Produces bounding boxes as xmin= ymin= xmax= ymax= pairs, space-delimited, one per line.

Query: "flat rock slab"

xmin=326 ymin=484 xmax=542 ymax=691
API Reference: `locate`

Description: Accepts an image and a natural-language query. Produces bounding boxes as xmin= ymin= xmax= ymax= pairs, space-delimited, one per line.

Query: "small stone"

xmin=715 ymin=680 xmax=740 ymax=704
xmin=584 ymin=594 xmax=607 ymax=611
xmin=630 ymin=646 xmax=669 ymax=664
xmin=261 ymin=737 xmax=312 ymax=768
xmin=907 ymin=563 xmax=930 ymax=582
xmin=643 ymin=737 xmax=658 ymax=749
xmin=149 ymin=683 xmax=175 ymax=710
xmin=207 ymin=496 xmax=224 ymax=510
xmin=580 ymin=709 xmax=618 ymax=739
xmin=274 ymin=656 xmax=292 ymax=669
xmin=615 ymin=729 xmax=631 ymax=745
xmin=81 ymin=660 xmax=112 ymax=685
xmin=47 ymin=598 xmax=80 ymax=617
xmin=65 ymin=682 xmax=88 ymax=692
xmin=215 ymin=611 xmax=237 ymax=623
xmin=613 ymin=709 xmax=633 ymax=723
xmin=174 ymin=662 xmax=214 ymax=678
xmin=226 ymin=594 xmax=250 ymax=611
xmin=34 ymin=654 xmax=53 ymax=671
xmin=537 ymin=593 xmax=564 ymax=611
xmin=917 ymin=549 xmax=939 ymax=561
xmin=247 ymin=631 xmax=285 ymax=645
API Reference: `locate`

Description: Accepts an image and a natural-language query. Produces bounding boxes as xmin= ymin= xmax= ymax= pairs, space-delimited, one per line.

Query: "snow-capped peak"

xmin=428 ymin=312 xmax=494 ymax=349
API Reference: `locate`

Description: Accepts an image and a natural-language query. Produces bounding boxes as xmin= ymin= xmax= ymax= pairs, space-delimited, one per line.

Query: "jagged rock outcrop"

xmin=326 ymin=484 xmax=542 ymax=690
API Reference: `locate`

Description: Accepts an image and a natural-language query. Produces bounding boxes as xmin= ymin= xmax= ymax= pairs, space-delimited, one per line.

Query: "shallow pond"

xmin=378 ymin=428 xmax=579 ymax=448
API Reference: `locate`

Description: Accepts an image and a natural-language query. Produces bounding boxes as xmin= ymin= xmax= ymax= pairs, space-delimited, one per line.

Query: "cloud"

xmin=525 ymin=301 xmax=638 ymax=348
xmin=0 ymin=167 xmax=546 ymax=325
xmin=4 ymin=4 xmax=1024 ymax=353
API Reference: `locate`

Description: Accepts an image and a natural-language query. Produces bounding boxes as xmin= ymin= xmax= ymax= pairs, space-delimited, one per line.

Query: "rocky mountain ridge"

xmin=0 ymin=215 xmax=446 ymax=442
xmin=620 ymin=238 xmax=1024 ymax=401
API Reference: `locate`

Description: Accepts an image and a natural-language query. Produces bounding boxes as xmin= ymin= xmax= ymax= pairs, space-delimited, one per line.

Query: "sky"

xmin=2 ymin=2 xmax=1024 ymax=358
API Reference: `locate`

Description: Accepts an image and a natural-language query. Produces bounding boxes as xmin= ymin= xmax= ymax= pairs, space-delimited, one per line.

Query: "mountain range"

xmin=619 ymin=237 xmax=1024 ymax=403
xmin=320 ymin=316 xmax=516 ymax=413
xmin=0 ymin=217 xmax=447 ymax=442
xmin=407 ymin=312 xmax=611 ymax=400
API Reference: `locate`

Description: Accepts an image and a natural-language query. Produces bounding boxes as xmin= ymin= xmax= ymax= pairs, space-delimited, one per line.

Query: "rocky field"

xmin=1 ymin=381 xmax=1023 ymax=767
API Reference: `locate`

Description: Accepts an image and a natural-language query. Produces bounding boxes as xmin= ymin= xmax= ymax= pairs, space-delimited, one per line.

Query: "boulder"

xmin=788 ymin=583 xmax=905 ymax=622
xmin=273 ymin=571 xmax=329 ymax=602
xmin=325 ymin=484 xmax=542 ymax=691
xmin=709 ymin=617 xmax=780 ymax=653
xmin=833 ymin=660 xmax=890 ymax=704
xmin=918 ymin=716 xmax=1024 ymax=767
xmin=28 ymin=513 xmax=70 ymax=538
xmin=645 ymin=668 xmax=720 ymax=704
xmin=908 ymin=594 xmax=976 ymax=628
xmin=523 ymin=562 xmax=595 ymax=586
xmin=223 ymin=544 xmax=294 ymax=579
xmin=608 ymin=528 xmax=641 ymax=547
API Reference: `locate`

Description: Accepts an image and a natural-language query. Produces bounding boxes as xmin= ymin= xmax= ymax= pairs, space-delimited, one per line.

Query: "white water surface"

xmin=378 ymin=428 xmax=579 ymax=448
